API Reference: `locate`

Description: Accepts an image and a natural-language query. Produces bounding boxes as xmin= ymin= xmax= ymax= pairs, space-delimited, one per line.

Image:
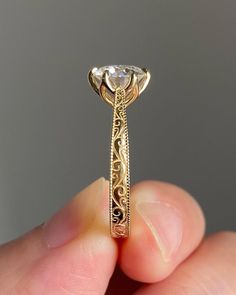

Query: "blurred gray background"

xmin=0 ymin=0 xmax=235 ymax=244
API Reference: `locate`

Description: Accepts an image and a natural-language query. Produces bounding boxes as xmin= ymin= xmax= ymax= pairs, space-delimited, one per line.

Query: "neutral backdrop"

xmin=0 ymin=0 xmax=235 ymax=243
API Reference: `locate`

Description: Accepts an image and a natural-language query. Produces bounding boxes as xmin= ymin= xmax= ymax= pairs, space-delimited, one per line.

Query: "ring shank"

xmin=110 ymin=88 xmax=130 ymax=238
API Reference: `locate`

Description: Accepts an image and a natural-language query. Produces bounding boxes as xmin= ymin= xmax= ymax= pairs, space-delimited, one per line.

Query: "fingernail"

xmin=136 ymin=200 xmax=183 ymax=262
xmin=43 ymin=177 xmax=106 ymax=249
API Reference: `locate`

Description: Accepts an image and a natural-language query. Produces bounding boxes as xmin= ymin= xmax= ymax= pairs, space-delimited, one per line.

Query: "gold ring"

xmin=88 ymin=65 xmax=150 ymax=238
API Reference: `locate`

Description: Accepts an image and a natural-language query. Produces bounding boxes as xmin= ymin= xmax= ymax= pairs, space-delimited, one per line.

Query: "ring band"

xmin=88 ymin=65 xmax=150 ymax=238
xmin=110 ymin=88 xmax=130 ymax=237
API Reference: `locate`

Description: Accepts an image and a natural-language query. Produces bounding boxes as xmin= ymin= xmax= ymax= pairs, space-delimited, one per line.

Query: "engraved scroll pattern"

xmin=110 ymin=89 xmax=130 ymax=238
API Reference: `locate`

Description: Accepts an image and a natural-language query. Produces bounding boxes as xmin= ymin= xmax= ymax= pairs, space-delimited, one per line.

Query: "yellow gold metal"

xmin=88 ymin=66 xmax=150 ymax=238
xmin=88 ymin=68 xmax=99 ymax=95
xmin=109 ymin=88 xmax=130 ymax=237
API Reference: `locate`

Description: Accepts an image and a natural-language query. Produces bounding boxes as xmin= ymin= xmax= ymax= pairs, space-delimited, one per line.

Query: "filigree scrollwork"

xmin=110 ymin=88 xmax=130 ymax=238
xmin=97 ymin=71 xmax=140 ymax=238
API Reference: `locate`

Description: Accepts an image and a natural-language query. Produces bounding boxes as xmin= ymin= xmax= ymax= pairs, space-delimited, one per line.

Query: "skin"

xmin=0 ymin=177 xmax=235 ymax=294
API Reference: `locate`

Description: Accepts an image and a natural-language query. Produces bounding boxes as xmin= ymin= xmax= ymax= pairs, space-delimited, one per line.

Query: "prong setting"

xmin=88 ymin=65 xmax=150 ymax=107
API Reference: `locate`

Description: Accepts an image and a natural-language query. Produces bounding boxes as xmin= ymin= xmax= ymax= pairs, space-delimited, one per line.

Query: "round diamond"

xmin=91 ymin=65 xmax=147 ymax=91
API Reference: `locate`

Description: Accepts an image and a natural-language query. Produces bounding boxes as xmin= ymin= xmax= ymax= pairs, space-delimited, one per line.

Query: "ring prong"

xmin=99 ymin=70 xmax=115 ymax=107
xmin=143 ymin=68 xmax=151 ymax=82
xmin=127 ymin=71 xmax=138 ymax=90
xmin=102 ymin=70 xmax=116 ymax=92
xmin=88 ymin=68 xmax=99 ymax=94
xmin=140 ymin=68 xmax=151 ymax=94
xmin=124 ymin=72 xmax=139 ymax=107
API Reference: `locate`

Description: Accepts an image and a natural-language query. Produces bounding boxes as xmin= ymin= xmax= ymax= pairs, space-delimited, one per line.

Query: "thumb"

xmin=0 ymin=178 xmax=117 ymax=294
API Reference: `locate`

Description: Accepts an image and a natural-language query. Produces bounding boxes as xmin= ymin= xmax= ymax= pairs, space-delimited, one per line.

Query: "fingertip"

xmin=119 ymin=180 xmax=205 ymax=283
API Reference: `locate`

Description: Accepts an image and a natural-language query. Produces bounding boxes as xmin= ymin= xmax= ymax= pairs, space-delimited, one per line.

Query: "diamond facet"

xmin=91 ymin=65 xmax=148 ymax=92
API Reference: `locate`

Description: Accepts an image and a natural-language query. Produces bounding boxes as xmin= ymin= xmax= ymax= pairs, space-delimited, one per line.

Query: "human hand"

xmin=0 ymin=178 xmax=235 ymax=294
